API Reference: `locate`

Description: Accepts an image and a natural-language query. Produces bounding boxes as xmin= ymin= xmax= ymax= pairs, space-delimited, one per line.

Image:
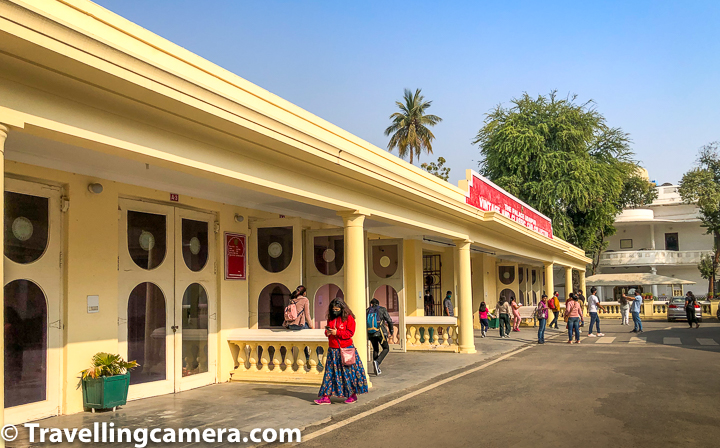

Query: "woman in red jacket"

xmin=314 ymin=297 xmax=368 ymax=405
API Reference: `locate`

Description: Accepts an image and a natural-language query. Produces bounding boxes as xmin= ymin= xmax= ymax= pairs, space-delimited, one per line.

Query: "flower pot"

xmin=82 ymin=372 xmax=130 ymax=411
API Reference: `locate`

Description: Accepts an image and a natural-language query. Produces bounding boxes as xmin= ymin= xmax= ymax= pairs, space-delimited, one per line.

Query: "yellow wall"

xmin=403 ymin=239 xmax=423 ymax=316
xmin=6 ymin=160 xmax=251 ymax=414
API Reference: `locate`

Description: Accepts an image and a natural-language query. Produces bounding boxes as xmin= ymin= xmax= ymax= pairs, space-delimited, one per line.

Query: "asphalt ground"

xmin=298 ymin=321 xmax=720 ymax=448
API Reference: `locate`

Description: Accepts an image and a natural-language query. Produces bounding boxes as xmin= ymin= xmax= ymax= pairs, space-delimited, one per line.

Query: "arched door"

xmin=368 ymin=239 xmax=404 ymax=351
xmin=4 ymin=178 xmax=62 ymax=425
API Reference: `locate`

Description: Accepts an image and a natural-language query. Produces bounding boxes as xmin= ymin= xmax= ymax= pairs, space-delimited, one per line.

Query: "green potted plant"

xmin=79 ymin=352 xmax=138 ymax=412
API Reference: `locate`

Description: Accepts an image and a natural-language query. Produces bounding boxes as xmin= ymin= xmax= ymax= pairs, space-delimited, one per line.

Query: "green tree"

xmin=697 ymin=254 xmax=717 ymax=296
xmin=421 ymin=157 xmax=451 ymax=181
xmin=385 ymin=88 xmax=442 ymax=163
xmin=473 ymin=91 xmax=657 ymax=274
xmin=678 ymin=141 xmax=720 ymax=296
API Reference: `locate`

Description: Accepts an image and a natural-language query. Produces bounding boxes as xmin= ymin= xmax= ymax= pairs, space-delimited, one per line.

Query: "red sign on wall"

xmin=225 ymin=232 xmax=246 ymax=280
xmin=465 ymin=171 xmax=553 ymax=239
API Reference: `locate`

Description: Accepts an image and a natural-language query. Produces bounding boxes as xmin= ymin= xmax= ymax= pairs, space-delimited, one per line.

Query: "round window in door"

xmin=257 ymin=227 xmax=293 ymax=273
xmin=127 ymin=282 xmax=166 ymax=385
xmin=4 ymin=279 xmax=47 ymax=408
xmin=127 ymin=211 xmax=167 ymax=270
xmin=182 ymin=219 xmax=209 ymax=272
xmin=182 ymin=283 xmax=209 ymax=377
xmin=314 ymin=236 xmax=344 ymax=275
xmin=4 ymin=191 xmax=49 ymax=264
xmin=372 ymin=245 xmax=398 ymax=278
xmin=499 ymin=266 xmax=515 ymax=285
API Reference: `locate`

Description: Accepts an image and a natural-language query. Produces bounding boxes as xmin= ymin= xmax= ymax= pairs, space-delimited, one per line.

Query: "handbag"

xmin=340 ymin=347 xmax=356 ymax=366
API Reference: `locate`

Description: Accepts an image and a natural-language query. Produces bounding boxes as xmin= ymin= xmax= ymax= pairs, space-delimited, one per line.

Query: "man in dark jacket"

xmin=367 ymin=298 xmax=394 ymax=375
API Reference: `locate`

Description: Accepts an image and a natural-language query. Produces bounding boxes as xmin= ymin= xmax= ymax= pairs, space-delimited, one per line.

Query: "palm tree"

xmin=384 ymin=88 xmax=442 ymax=163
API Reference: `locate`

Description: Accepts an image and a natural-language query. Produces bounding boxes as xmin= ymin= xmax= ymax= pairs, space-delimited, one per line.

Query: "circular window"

xmin=189 ymin=237 xmax=201 ymax=255
xmin=268 ymin=242 xmax=283 ymax=258
xmin=322 ymin=248 xmax=336 ymax=263
xmin=12 ymin=217 xmax=34 ymax=241
xmin=380 ymin=256 xmax=391 ymax=268
xmin=139 ymin=230 xmax=155 ymax=251
xmin=499 ymin=266 xmax=515 ymax=285
xmin=503 ymin=272 xmax=510 ymax=279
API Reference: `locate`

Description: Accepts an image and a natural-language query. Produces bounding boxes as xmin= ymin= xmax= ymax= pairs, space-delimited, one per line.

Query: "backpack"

xmin=284 ymin=300 xmax=299 ymax=322
xmin=367 ymin=310 xmax=380 ymax=334
xmin=548 ymin=298 xmax=556 ymax=310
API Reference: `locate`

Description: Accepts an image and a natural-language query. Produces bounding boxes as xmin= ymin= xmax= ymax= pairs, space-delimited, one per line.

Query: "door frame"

xmin=174 ymin=207 xmax=218 ymax=392
xmin=367 ymin=238 xmax=405 ymax=352
xmin=3 ymin=177 xmax=63 ymax=424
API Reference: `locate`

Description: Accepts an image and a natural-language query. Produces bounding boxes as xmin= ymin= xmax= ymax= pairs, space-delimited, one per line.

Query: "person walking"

xmin=443 ymin=291 xmax=454 ymax=317
xmin=586 ymin=287 xmax=606 ymax=337
xmin=366 ymin=298 xmax=394 ymax=375
xmin=536 ymin=295 xmax=549 ymax=344
xmin=619 ymin=293 xmax=630 ymax=325
xmin=565 ymin=293 xmax=582 ymax=344
xmin=685 ymin=291 xmax=700 ymax=329
xmin=622 ymin=288 xmax=644 ymax=334
xmin=283 ymin=285 xmax=314 ymax=330
xmin=478 ymin=302 xmax=492 ymax=338
xmin=510 ymin=297 xmax=522 ymax=332
xmin=576 ymin=288 xmax=586 ymax=330
xmin=497 ymin=297 xmax=512 ymax=339
xmin=314 ymin=297 xmax=368 ymax=405
xmin=548 ymin=291 xmax=560 ymax=329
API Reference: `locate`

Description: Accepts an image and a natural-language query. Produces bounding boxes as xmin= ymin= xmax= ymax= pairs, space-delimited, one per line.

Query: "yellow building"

xmin=0 ymin=0 xmax=589 ymax=426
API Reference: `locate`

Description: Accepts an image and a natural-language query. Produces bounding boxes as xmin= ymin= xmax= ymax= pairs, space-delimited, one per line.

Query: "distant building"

xmin=596 ymin=183 xmax=713 ymax=300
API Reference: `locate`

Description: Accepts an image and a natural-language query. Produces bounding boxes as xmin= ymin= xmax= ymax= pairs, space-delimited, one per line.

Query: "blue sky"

xmin=94 ymin=0 xmax=719 ymax=185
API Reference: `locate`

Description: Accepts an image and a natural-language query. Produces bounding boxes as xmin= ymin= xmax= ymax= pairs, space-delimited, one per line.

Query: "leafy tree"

xmin=421 ymin=157 xmax=451 ymax=181
xmin=697 ymin=253 xmax=717 ymax=296
xmin=679 ymin=141 xmax=720 ymax=296
xmin=385 ymin=88 xmax=442 ymax=163
xmin=473 ymin=91 xmax=657 ymax=275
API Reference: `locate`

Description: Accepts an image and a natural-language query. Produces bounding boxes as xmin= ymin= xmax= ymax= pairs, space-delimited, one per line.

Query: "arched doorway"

xmin=258 ymin=284 xmax=291 ymax=328
xmin=314 ymin=284 xmax=344 ymax=329
xmin=371 ymin=285 xmax=400 ymax=345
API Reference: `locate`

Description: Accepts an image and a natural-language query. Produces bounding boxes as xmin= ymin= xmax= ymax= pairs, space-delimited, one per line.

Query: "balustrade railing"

xmin=227 ymin=329 xmax=329 ymax=385
xmin=405 ymin=316 xmax=459 ymax=352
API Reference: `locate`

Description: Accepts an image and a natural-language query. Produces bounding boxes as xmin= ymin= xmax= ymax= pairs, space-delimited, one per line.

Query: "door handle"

xmin=171 ymin=325 xmax=179 ymax=333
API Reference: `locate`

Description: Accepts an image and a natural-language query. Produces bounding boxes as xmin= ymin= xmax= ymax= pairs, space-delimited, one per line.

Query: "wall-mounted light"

xmin=88 ymin=183 xmax=104 ymax=194
xmin=234 ymin=214 xmax=244 ymax=223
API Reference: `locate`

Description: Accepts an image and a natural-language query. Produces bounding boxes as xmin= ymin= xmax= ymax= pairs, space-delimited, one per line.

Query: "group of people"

xmin=281 ymin=285 xmax=394 ymax=406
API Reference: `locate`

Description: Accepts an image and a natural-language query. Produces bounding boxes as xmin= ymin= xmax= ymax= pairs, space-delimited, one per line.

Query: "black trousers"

xmin=549 ymin=311 xmax=559 ymax=328
xmin=686 ymin=308 xmax=698 ymax=326
xmin=370 ymin=334 xmax=390 ymax=366
xmin=499 ymin=313 xmax=511 ymax=337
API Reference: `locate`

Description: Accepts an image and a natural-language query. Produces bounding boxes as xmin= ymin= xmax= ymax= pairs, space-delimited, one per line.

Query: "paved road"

xmin=299 ymin=321 xmax=720 ymax=448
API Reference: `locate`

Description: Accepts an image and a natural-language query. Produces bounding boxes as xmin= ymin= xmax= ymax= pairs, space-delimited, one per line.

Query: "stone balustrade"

xmin=227 ymin=329 xmax=328 ymax=386
xmin=405 ymin=316 xmax=459 ymax=352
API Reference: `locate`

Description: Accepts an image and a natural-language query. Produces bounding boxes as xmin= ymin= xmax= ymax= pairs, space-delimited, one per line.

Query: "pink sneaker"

xmin=313 ymin=396 xmax=331 ymax=405
xmin=344 ymin=394 xmax=358 ymax=404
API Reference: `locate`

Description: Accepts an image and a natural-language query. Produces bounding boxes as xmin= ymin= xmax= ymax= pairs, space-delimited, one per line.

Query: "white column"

xmin=564 ymin=266 xmax=573 ymax=301
xmin=650 ymin=223 xmax=656 ymax=250
xmin=650 ymin=266 xmax=658 ymax=298
xmin=0 ymin=124 xmax=7 ymax=434
xmin=544 ymin=262 xmax=554 ymax=296
xmin=454 ymin=239 xmax=476 ymax=354
xmin=339 ymin=212 xmax=369 ymax=377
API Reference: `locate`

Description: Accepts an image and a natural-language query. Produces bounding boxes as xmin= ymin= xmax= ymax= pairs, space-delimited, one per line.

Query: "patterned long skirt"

xmin=318 ymin=346 xmax=369 ymax=398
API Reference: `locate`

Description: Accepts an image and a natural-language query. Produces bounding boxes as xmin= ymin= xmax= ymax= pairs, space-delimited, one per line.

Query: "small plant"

xmin=80 ymin=353 xmax=138 ymax=381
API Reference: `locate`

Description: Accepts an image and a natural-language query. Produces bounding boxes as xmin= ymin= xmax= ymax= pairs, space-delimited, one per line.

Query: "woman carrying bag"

xmin=314 ymin=297 xmax=368 ymax=405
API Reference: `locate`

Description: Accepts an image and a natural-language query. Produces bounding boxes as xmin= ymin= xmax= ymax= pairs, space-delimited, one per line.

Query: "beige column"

xmin=544 ymin=262 xmax=554 ymax=296
xmin=579 ymin=270 xmax=587 ymax=297
xmin=339 ymin=212 xmax=369 ymax=376
xmin=564 ymin=266 xmax=573 ymax=301
xmin=454 ymin=239 xmax=476 ymax=354
xmin=0 ymin=124 xmax=7 ymax=437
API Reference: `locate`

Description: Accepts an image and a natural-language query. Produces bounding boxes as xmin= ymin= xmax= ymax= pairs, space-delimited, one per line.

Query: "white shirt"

xmin=588 ymin=294 xmax=600 ymax=313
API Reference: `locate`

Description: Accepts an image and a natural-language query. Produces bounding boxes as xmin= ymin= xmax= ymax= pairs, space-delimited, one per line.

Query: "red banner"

xmin=225 ymin=232 xmax=246 ymax=280
xmin=465 ymin=171 xmax=553 ymax=239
